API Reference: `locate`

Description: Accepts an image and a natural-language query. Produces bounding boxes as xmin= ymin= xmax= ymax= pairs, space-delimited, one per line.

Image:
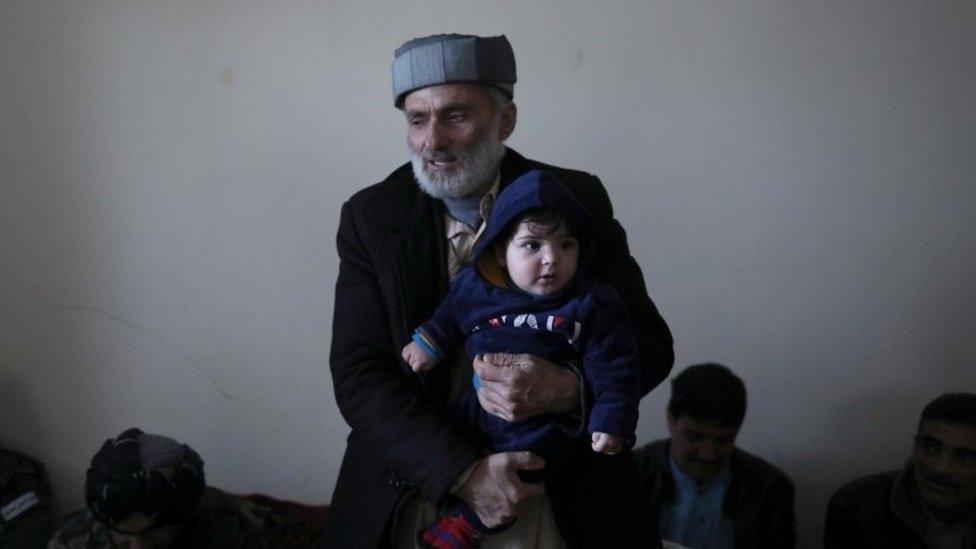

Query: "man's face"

xmin=109 ymin=512 xmax=181 ymax=549
xmin=404 ymin=83 xmax=515 ymax=199
xmin=912 ymin=420 xmax=976 ymax=515
xmin=667 ymin=413 xmax=739 ymax=482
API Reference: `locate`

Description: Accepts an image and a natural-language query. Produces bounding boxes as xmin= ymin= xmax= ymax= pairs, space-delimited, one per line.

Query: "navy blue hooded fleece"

xmin=414 ymin=170 xmax=642 ymax=458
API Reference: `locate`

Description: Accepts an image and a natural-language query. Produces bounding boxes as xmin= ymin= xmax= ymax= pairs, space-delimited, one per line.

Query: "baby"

xmin=402 ymin=170 xmax=642 ymax=548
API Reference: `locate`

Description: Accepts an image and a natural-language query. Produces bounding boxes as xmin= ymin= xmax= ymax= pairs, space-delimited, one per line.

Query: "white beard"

xmin=409 ymin=117 xmax=506 ymax=199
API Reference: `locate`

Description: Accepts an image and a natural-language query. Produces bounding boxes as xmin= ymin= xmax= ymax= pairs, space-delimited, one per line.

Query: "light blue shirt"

xmin=659 ymin=453 xmax=735 ymax=549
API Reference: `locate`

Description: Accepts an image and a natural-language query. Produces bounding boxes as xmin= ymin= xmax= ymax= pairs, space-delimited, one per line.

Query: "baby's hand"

xmin=591 ymin=432 xmax=623 ymax=455
xmin=402 ymin=341 xmax=436 ymax=373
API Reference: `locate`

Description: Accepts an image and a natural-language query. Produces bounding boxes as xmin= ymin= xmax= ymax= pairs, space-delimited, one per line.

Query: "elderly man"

xmin=635 ymin=364 xmax=795 ymax=549
xmin=48 ymin=428 xmax=322 ymax=549
xmin=326 ymin=34 xmax=673 ymax=548
xmin=824 ymin=393 xmax=976 ymax=548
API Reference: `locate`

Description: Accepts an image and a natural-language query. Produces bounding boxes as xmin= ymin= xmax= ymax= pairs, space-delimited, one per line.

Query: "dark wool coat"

xmin=635 ymin=439 xmax=796 ymax=549
xmin=824 ymin=467 xmax=976 ymax=548
xmin=326 ymin=149 xmax=674 ymax=548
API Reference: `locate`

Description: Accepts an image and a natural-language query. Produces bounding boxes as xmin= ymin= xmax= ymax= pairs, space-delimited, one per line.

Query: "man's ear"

xmin=498 ymin=101 xmax=517 ymax=141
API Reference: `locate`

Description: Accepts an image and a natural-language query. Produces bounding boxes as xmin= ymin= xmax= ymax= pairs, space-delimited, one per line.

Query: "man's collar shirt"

xmin=445 ymin=177 xmax=499 ymax=279
xmin=660 ymin=452 xmax=735 ymax=549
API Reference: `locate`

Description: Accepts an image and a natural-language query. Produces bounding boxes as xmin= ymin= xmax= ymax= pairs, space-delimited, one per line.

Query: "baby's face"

xmin=499 ymin=221 xmax=579 ymax=296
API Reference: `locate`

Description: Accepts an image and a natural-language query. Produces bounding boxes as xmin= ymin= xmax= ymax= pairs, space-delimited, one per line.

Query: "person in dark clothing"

xmin=635 ymin=364 xmax=795 ymax=549
xmin=0 ymin=447 xmax=54 ymax=549
xmin=824 ymin=393 xmax=976 ymax=548
xmin=48 ymin=428 xmax=323 ymax=549
xmin=327 ymin=32 xmax=673 ymax=549
xmin=401 ymin=170 xmax=642 ymax=547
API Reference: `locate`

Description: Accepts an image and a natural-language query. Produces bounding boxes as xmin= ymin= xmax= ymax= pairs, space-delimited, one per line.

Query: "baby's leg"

xmin=418 ymin=498 xmax=512 ymax=549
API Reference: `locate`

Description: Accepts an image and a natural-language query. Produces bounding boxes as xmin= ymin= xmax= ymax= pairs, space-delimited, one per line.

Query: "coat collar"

xmin=890 ymin=461 xmax=976 ymax=543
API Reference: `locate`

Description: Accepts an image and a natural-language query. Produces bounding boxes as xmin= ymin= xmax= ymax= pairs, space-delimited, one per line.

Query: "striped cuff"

xmin=412 ymin=330 xmax=442 ymax=362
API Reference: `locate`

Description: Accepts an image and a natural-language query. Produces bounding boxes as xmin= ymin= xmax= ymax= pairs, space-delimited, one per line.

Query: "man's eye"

xmin=561 ymin=240 xmax=577 ymax=250
xmin=447 ymin=112 xmax=465 ymax=122
xmin=955 ymin=451 xmax=976 ymax=466
xmin=522 ymin=241 xmax=540 ymax=250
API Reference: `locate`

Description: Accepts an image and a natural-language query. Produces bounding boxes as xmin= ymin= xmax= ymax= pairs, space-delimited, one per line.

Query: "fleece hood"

xmin=472 ymin=170 xmax=591 ymax=289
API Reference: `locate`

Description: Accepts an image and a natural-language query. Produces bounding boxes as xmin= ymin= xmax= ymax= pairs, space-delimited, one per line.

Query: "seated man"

xmin=1 ymin=446 xmax=54 ymax=548
xmin=48 ymin=428 xmax=323 ymax=549
xmin=825 ymin=393 xmax=976 ymax=548
xmin=635 ymin=363 xmax=795 ymax=549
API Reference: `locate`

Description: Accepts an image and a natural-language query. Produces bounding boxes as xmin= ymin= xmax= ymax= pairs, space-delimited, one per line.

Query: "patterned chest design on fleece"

xmin=472 ymin=314 xmax=582 ymax=346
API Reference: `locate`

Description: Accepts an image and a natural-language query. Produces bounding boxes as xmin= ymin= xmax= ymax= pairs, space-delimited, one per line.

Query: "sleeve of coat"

xmin=760 ymin=473 xmax=796 ymax=548
xmin=329 ymin=201 xmax=483 ymax=504
xmin=585 ymin=175 xmax=674 ymax=395
xmin=822 ymin=491 xmax=861 ymax=549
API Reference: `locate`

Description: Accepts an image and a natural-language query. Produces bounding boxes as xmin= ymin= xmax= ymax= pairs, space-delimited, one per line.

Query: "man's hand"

xmin=453 ymin=452 xmax=546 ymax=527
xmin=473 ymin=353 xmax=580 ymax=422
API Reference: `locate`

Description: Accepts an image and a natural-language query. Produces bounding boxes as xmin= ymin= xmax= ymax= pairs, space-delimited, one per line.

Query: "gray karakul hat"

xmin=392 ymin=34 xmax=516 ymax=108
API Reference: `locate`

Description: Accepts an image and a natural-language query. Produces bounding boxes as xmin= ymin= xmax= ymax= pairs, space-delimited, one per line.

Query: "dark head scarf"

xmin=85 ymin=428 xmax=205 ymax=528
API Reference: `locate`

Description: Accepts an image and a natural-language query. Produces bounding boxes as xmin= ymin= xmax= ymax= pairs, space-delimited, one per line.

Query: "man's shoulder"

xmin=503 ymin=150 xmax=602 ymax=191
xmin=831 ymin=469 xmax=899 ymax=505
xmin=733 ymin=447 xmax=794 ymax=490
xmin=48 ymin=510 xmax=111 ymax=549
xmin=826 ymin=469 xmax=903 ymax=537
xmin=504 ymin=151 xmax=620 ymax=229
xmin=505 ymin=149 xmax=596 ymax=179
xmin=632 ymin=440 xmax=673 ymax=508
xmin=633 ymin=439 xmax=670 ymax=471
xmin=338 ymin=161 xmax=443 ymax=236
